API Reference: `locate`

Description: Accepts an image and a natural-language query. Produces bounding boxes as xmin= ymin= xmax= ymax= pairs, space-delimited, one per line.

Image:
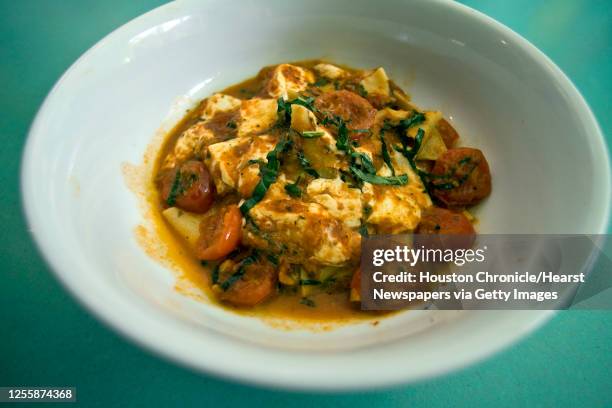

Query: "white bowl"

xmin=22 ymin=0 xmax=611 ymax=390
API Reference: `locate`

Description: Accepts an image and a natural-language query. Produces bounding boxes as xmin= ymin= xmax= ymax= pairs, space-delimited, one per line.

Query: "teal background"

xmin=1 ymin=0 xmax=610 ymax=406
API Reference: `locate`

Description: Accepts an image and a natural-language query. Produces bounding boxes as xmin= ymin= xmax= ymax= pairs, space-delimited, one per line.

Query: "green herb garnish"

xmin=313 ymin=77 xmax=330 ymax=87
xmin=240 ymin=138 xmax=292 ymax=214
xmin=350 ymin=167 xmax=408 ymax=185
xmin=358 ymin=223 xmax=369 ymax=237
xmin=166 ymin=170 xmax=183 ymax=206
xmin=284 ymin=178 xmax=302 ymax=197
xmin=219 ymin=253 xmax=258 ymax=291
xmin=323 ymin=115 xmax=409 ymax=187
xmin=380 ymin=131 xmax=395 ymax=176
xmin=300 ymin=297 xmax=316 ymax=307
xmin=267 ymin=253 xmax=279 ymax=266
xmin=226 ymin=120 xmax=237 ymax=129
xmin=277 ymin=97 xmax=292 ymax=125
xmin=211 ymin=263 xmax=220 ymax=285
xmin=321 ymin=115 xmax=349 ymax=151
xmin=300 ymin=279 xmax=321 ymax=286
xmin=301 ymin=131 xmax=324 ymax=138
xmin=350 ymin=151 xmax=376 ymax=174
xmin=394 ymin=128 xmax=424 ymax=163
xmin=297 ymin=151 xmax=319 ymax=178
xmin=166 ymin=170 xmax=198 ymax=206
xmin=358 ymin=84 xmax=368 ymax=97
xmin=398 ymin=111 xmax=426 ymax=130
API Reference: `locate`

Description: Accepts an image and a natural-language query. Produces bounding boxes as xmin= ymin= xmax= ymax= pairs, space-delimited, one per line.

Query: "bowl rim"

xmin=20 ymin=0 xmax=611 ymax=390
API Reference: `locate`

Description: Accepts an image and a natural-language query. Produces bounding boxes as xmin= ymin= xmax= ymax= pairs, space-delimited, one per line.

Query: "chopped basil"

xmin=358 ymin=84 xmax=368 ymax=97
xmin=166 ymin=170 xmax=183 ymax=206
xmin=323 ymin=115 xmax=409 ymax=187
xmin=321 ymin=115 xmax=350 ymax=152
xmin=350 ymin=167 xmax=408 ymax=185
xmin=300 ymin=297 xmax=316 ymax=307
xmin=459 ymin=156 xmax=472 ymax=165
xmin=395 ymin=128 xmax=424 ymax=163
xmin=299 ymin=279 xmax=321 ymax=286
xmin=226 ymin=120 xmax=237 ymax=129
xmin=313 ymin=77 xmax=330 ymax=87
xmin=284 ymin=178 xmax=302 ymax=197
xmin=335 ymin=122 xmax=349 ymax=152
xmin=350 ymin=151 xmax=376 ymax=174
xmin=380 ymin=131 xmax=395 ymax=175
xmin=358 ymin=223 xmax=369 ymax=237
xmin=301 ymin=131 xmax=324 ymax=138
xmin=277 ymin=98 xmax=292 ymax=125
xmin=240 ymin=138 xmax=292 ymax=214
xmin=291 ymin=96 xmax=316 ymax=111
xmin=266 ymin=253 xmax=279 ymax=266
xmin=211 ymin=263 xmax=220 ymax=284
xmin=398 ymin=111 xmax=426 ymax=130
xmin=166 ymin=170 xmax=198 ymax=206
xmin=297 ymin=150 xmax=319 ymax=178
xmin=219 ymin=253 xmax=259 ymax=291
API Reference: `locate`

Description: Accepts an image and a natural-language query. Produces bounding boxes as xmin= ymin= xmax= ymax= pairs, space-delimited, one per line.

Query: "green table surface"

xmin=1 ymin=1 xmax=610 ymax=406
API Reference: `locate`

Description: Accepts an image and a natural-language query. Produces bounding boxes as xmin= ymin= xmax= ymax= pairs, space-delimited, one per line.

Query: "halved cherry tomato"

xmin=216 ymin=259 xmax=277 ymax=307
xmin=160 ymin=160 xmax=215 ymax=213
xmin=196 ymin=205 xmax=242 ymax=260
xmin=314 ymin=90 xmax=376 ymax=130
xmin=430 ymin=148 xmax=491 ymax=207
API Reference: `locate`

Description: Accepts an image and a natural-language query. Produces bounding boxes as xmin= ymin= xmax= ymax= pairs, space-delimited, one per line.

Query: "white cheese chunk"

xmin=162 ymin=93 xmax=241 ymax=169
xmin=206 ymin=134 xmax=278 ymax=196
xmin=306 ymin=178 xmax=362 ymax=228
xmin=264 ymin=63 xmax=314 ymax=99
xmin=243 ymin=182 xmax=360 ymax=266
xmin=200 ymin=93 xmax=242 ymax=120
xmin=363 ymin=150 xmax=431 ymax=234
xmin=238 ymin=98 xmax=278 ymax=137
xmin=314 ymin=63 xmax=346 ymax=79
xmin=162 ymin=122 xmax=216 ymax=169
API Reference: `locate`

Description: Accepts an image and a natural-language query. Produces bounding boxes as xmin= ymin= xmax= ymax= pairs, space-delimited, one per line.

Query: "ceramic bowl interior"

xmin=22 ymin=0 xmax=610 ymax=390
